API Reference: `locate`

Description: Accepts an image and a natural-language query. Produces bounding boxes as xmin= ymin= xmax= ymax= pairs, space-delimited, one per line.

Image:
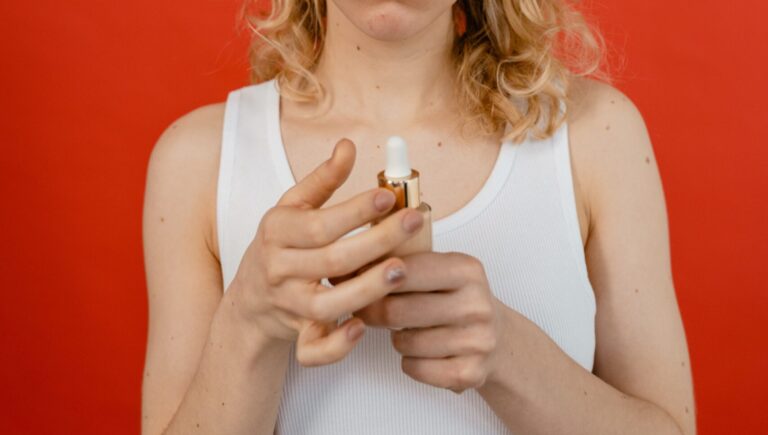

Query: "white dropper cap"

xmin=384 ymin=136 xmax=412 ymax=178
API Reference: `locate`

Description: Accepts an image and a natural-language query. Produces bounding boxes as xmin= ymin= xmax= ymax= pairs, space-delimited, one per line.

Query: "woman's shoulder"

xmin=145 ymin=101 xmax=227 ymax=261
xmin=564 ymin=76 xmax=658 ymax=242
xmin=148 ymin=102 xmax=227 ymax=191
xmin=566 ymin=76 xmax=648 ymax=140
xmin=155 ymin=102 xmax=227 ymax=151
xmin=565 ymin=76 xmax=654 ymax=178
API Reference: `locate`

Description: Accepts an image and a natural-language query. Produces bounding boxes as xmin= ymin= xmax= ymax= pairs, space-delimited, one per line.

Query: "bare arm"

xmin=475 ymin=79 xmax=696 ymax=434
xmin=141 ymin=105 xmax=291 ymax=435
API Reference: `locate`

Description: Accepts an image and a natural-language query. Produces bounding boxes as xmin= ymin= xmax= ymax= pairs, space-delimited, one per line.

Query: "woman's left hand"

xmin=356 ymin=251 xmax=506 ymax=393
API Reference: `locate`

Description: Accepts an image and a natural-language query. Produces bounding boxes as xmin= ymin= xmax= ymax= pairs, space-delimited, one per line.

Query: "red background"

xmin=1 ymin=1 xmax=766 ymax=433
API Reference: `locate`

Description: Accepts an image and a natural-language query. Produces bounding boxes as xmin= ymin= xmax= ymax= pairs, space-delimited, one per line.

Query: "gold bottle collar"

xmin=377 ymin=169 xmax=421 ymax=210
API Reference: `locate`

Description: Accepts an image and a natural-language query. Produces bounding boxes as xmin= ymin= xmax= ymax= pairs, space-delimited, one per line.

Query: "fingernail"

xmin=374 ymin=190 xmax=395 ymax=212
xmin=347 ymin=321 xmax=365 ymax=341
xmin=385 ymin=264 xmax=406 ymax=284
xmin=402 ymin=211 xmax=423 ymax=233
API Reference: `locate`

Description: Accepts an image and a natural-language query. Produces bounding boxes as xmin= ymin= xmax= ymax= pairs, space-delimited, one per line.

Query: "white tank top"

xmin=216 ymin=79 xmax=596 ymax=434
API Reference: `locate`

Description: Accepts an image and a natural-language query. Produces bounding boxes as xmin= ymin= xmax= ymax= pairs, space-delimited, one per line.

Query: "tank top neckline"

xmin=264 ymin=79 xmax=519 ymax=236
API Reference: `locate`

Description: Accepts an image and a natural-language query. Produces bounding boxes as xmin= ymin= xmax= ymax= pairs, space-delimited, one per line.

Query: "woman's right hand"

xmin=228 ymin=138 xmax=425 ymax=366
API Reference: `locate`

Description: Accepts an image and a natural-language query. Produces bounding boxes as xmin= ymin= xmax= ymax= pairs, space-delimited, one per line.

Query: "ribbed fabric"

xmin=216 ymin=79 xmax=596 ymax=434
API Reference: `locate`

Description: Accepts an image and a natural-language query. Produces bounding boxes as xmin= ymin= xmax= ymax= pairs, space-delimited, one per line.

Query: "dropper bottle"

xmin=373 ymin=136 xmax=433 ymax=255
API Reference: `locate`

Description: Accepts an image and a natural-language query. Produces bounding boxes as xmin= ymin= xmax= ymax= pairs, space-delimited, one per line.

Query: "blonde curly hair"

xmin=239 ymin=0 xmax=607 ymax=143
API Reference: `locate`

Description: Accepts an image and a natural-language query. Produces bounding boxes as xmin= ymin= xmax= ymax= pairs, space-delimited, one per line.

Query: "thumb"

xmin=277 ymin=138 xmax=356 ymax=209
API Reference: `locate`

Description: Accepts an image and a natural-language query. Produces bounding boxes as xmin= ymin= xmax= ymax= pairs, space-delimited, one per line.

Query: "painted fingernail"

xmin=402 ymin=210 xmax=423 ymax=233
xmin=374 ymin=190 xmax=395 ymax=212
xmin=347 ymin=321 xmax=365 ymax=341
xmin=385 ymin=265 xmax=406 ymax=284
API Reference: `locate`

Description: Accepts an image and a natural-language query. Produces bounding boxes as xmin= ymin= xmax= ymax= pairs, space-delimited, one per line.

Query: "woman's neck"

xmin=313 ymin=2 xmax=459 ymax=130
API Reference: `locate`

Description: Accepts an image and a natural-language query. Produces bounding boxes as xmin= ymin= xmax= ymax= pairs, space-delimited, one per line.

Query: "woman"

xmin=141 ymin=1 xmax=695 ymax=434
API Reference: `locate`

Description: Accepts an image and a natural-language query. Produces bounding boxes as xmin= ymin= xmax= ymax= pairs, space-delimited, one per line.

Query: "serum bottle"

xmin=374 ymin=136 xmax=433 ymax=255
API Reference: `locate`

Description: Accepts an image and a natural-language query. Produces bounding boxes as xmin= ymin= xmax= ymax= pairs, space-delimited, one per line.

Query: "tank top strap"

xmin=551 ymin=121 xmax=592 ymax=293
xmin=217 ymin=81 xmax=285 ymax=290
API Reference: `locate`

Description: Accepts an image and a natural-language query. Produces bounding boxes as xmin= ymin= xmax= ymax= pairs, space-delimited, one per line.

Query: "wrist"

xmin=217 ymin=280 xmax=292 ymax=364
xmin=483 ymin=302 xmax=524 ymax=390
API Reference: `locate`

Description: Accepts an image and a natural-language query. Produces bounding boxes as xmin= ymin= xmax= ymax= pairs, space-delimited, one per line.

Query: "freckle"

xmin=356 ymin=45 xmax=360 ymax=51
xmin=681 ymin=361 xmax=686 ymax=367
xmin=171 ymin=124 xmax=178 ymax=129
xmin=645 ymin=156 xmax=650 ymax=164
xmin=170 ymin=335 xmax=174 ymax=341
xmin=196 ymin=423 xmax=200 ymax=428
xmin=610 ymin=100 xmax=615 ymax=105
xmin=375 ymin=85 xmax=380 ymax=90
xmin=376 ymin=144 xmax=381 ymax=149
xmin=145 ymin=372 xmax=150 ymax=377
xmin=685 ymin=406 xmax=689 ymax=414
xmin=583 ymin=390 xmax=587 ymax=396
xmin=606 ymin=125 xmax=611 ymax=131
xmin=221 ymin=402 xmax=225 ymax=406
xmin=634 ymin=288 xmax=639 ymax=294
xmin=160 ymin=216 xmax=164 ymax=223
xmin=437 ymin=141 xmax=443 ymax=147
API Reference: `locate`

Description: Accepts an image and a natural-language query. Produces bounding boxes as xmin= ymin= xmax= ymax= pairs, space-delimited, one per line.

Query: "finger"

xmin=295 ymin=317 xmax=365 ymax=367
xmin=277 ymin=138 xmax=356 ymax=209
xmin=401 ymin=355 xmax=487 ymax=391
xmin=272 ymin=258 xmax=408 ymax=323
xmin=274 ymin=188 xmax=396 ymax=248
xmin=278 ymin=207 xmax=424 ymax=279
xmin=358 ymin=282 xmax=492 ymax=329
xmin=392 ymin=251 xmax=485 ymax=293
xmin=356 ymin=291 xmax=460 ymax=328
xmin=391 ymin=325 xmax=496 ymax=358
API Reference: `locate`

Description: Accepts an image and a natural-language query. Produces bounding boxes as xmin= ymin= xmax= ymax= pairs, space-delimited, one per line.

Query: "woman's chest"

xmin=279 ymin=115 xmax=505 ymax=222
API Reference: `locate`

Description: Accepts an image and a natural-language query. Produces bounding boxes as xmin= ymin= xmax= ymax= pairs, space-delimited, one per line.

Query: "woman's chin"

xmin=348 ymin=2 xmax=423 ymax=42
xmin=364 ymin=13 xmax=414 ymax=40
xmin=331 ymin=0 xmax=453 ymax=42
